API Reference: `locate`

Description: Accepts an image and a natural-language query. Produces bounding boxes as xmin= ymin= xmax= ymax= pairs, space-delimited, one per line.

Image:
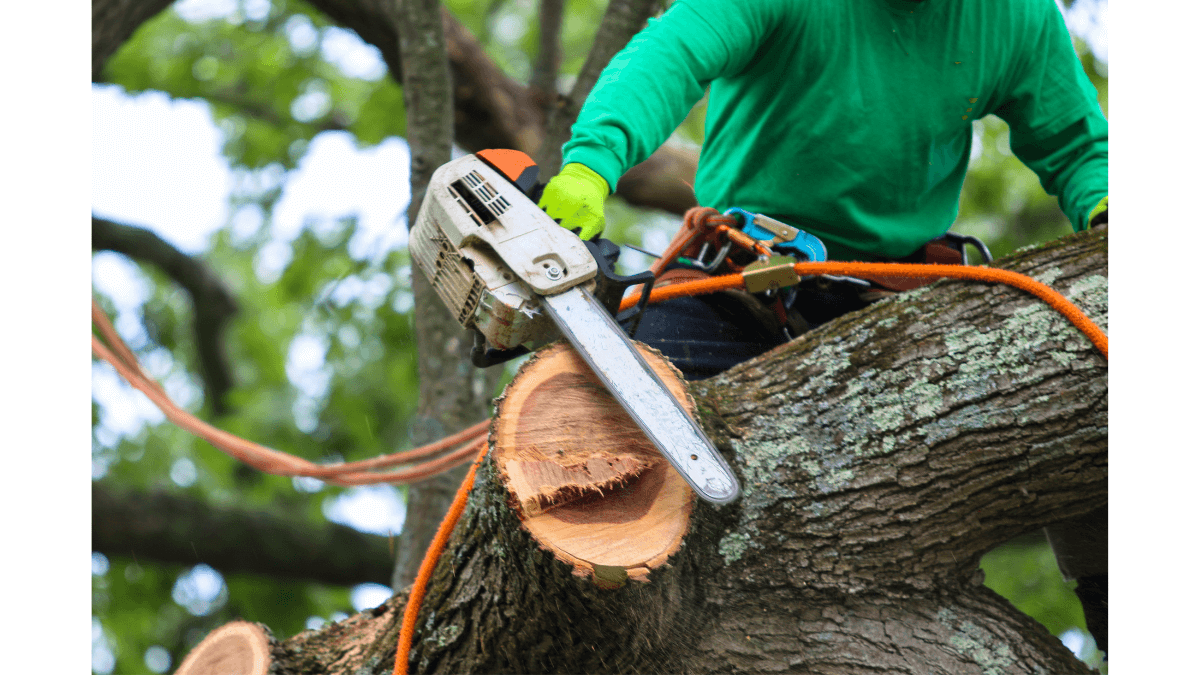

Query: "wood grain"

xmin=175 ymin=621 xmax=270 ymax=675
xmin=494 ymin=341 xmax=695 ymax=583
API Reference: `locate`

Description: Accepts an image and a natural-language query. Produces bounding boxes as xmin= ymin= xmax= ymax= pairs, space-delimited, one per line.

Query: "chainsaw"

xmin=409 ymin=149 xmax=740 ymax=504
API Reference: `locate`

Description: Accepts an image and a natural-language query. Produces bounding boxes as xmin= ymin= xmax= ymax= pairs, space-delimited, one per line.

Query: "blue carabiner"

xmin=724 ymin=207 xmax=827 ymax=263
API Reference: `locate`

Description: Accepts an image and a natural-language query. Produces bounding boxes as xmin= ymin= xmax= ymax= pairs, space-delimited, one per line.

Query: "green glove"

xmin=1088 ymin=195 xmax=1108 ymax=227
xmin=538 ymin=163 xmax=610 ymax=241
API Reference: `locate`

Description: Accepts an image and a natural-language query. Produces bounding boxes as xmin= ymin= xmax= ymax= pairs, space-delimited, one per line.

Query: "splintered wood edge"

xmin=175 ymin=620 xmax=271 ymax=675
xmin=494 ymin=341 xmax=696 ymax=586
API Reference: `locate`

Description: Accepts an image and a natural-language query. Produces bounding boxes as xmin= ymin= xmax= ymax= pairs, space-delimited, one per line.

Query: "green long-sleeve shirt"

xmin=562 ymin=0 xmax=1108 ymax=261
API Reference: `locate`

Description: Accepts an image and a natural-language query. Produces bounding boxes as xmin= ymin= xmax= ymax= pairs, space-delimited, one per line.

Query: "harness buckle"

xmin=743 ymin=255 xmax=802 ymax=294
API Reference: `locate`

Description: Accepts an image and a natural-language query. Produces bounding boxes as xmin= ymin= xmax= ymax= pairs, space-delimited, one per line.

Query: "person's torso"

xmin=694 ymin=0 xmax=1029 ymax=260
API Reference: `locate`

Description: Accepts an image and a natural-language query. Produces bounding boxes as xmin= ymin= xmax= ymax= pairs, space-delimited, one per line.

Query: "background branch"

xmin=92 ymin=216 xmax=239 ymax=414
xmin=92 ymin=0 xmax=175 ymax=81
xmin=389 ymin=0 xmax=500 ymax=593
xmin=536 ymin=0 xmax=662 ymax=174
xmin=92 ymin=481 xmax=395 ymax=586
xmin=530 ymin=0 xmax=565 ymax=113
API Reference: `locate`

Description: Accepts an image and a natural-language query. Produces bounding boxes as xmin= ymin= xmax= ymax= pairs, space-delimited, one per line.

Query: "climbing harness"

xmin=617 ymin=207 xmax=1104 ymax=356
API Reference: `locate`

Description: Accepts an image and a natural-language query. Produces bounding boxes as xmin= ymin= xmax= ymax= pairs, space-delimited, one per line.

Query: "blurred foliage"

xmin=93 ymin=553 xmax=352 ymax=673
xmin=92 ymin=0 xmax=1107 ymax=673
xmin=93 ymin=208 xmax=423 ymax=672
xmin=103 ymin=0 xmax=406 ymax=169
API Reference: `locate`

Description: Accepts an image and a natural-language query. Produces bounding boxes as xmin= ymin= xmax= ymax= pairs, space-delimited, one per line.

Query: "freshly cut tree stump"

xmin=494 ymin=341 xmax=696 ymax=586
xmin=175 ymin=620 xmax=270 ymax=675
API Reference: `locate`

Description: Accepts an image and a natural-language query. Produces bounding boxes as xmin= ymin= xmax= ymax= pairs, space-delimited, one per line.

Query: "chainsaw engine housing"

xmin=410 ymin=153 xmax=597 ymax=351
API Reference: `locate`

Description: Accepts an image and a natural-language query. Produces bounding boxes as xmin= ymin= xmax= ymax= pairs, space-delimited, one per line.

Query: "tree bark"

xmin=530 ymin=0 xmax=566 ymax=112
xmin=196 ymin=226 xmax=1105 ymax=674
xmin=91 ymin=481 xmax=395 ymax=586
xmin=92 ymin=0 xmax=174 ymax=80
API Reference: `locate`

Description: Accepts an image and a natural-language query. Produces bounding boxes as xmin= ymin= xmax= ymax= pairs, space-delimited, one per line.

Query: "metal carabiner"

xmin=724 ymin=207 xmax=828 ymax=263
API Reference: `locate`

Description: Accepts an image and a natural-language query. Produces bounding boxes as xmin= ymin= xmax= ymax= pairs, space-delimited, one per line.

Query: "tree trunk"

xmin=390 ymin=0 xmax=498 ymax=592
xmin=185 ymin=227 xmax=1106 ymax=674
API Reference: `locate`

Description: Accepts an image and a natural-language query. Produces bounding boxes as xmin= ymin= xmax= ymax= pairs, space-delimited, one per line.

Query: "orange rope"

xmin=91 ymin=299 xmax=488 ymax=484
xmin=618 ymin=261 xmax=1108 ymax=359
xmin=93 ymin=296 xmax=495 ymax=672
xmin=393 ymin=440 xmax=490 ymax=675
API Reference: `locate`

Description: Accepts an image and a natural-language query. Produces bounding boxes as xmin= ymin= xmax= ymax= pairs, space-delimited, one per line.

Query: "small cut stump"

xmin=493 ymin=341 xmax=696 ymax=586
xmin=175 ymin=620 xmax=271 ymax=675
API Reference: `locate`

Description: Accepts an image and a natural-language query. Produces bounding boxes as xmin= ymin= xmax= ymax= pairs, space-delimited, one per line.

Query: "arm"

xmin=994 ymin=0 xmax=1108 ymax=231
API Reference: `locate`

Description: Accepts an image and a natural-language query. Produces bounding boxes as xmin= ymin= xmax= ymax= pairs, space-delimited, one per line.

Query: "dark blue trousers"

xmin=624 ymin=281 xmax=872 ymax=381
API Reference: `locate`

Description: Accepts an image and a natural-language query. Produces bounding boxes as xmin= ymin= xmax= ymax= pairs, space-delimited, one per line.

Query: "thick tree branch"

xmin=404 ymin=228 xmax=1106 ymax=674
xmin=92 ymin=216 xmax=238 ymax=414
xmin=92 ymin=481 xmax=395 ymax=586
xmin=617 ymin=143 xmax=700 ymax=213
xmin=697 ymin=228 xmax=1107 ymax=593
xmin=180 ymin=228 xmax=1106 ymax=674
xmin=440 ymin=10 xmax=546 ymax=155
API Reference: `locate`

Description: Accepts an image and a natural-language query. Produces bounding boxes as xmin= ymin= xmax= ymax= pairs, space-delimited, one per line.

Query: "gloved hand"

xmin=538 ymin=163 xmax=610 ymax=241
xmin=1088 ymin=195 xmax=1108 ymax=227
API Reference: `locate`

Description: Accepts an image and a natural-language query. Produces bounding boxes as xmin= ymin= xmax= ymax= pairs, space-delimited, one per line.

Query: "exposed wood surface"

xmin=494 ymin=342 xmax=695 ymax=584
xmin=175 ymin=621 xmax=270 ymax=675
